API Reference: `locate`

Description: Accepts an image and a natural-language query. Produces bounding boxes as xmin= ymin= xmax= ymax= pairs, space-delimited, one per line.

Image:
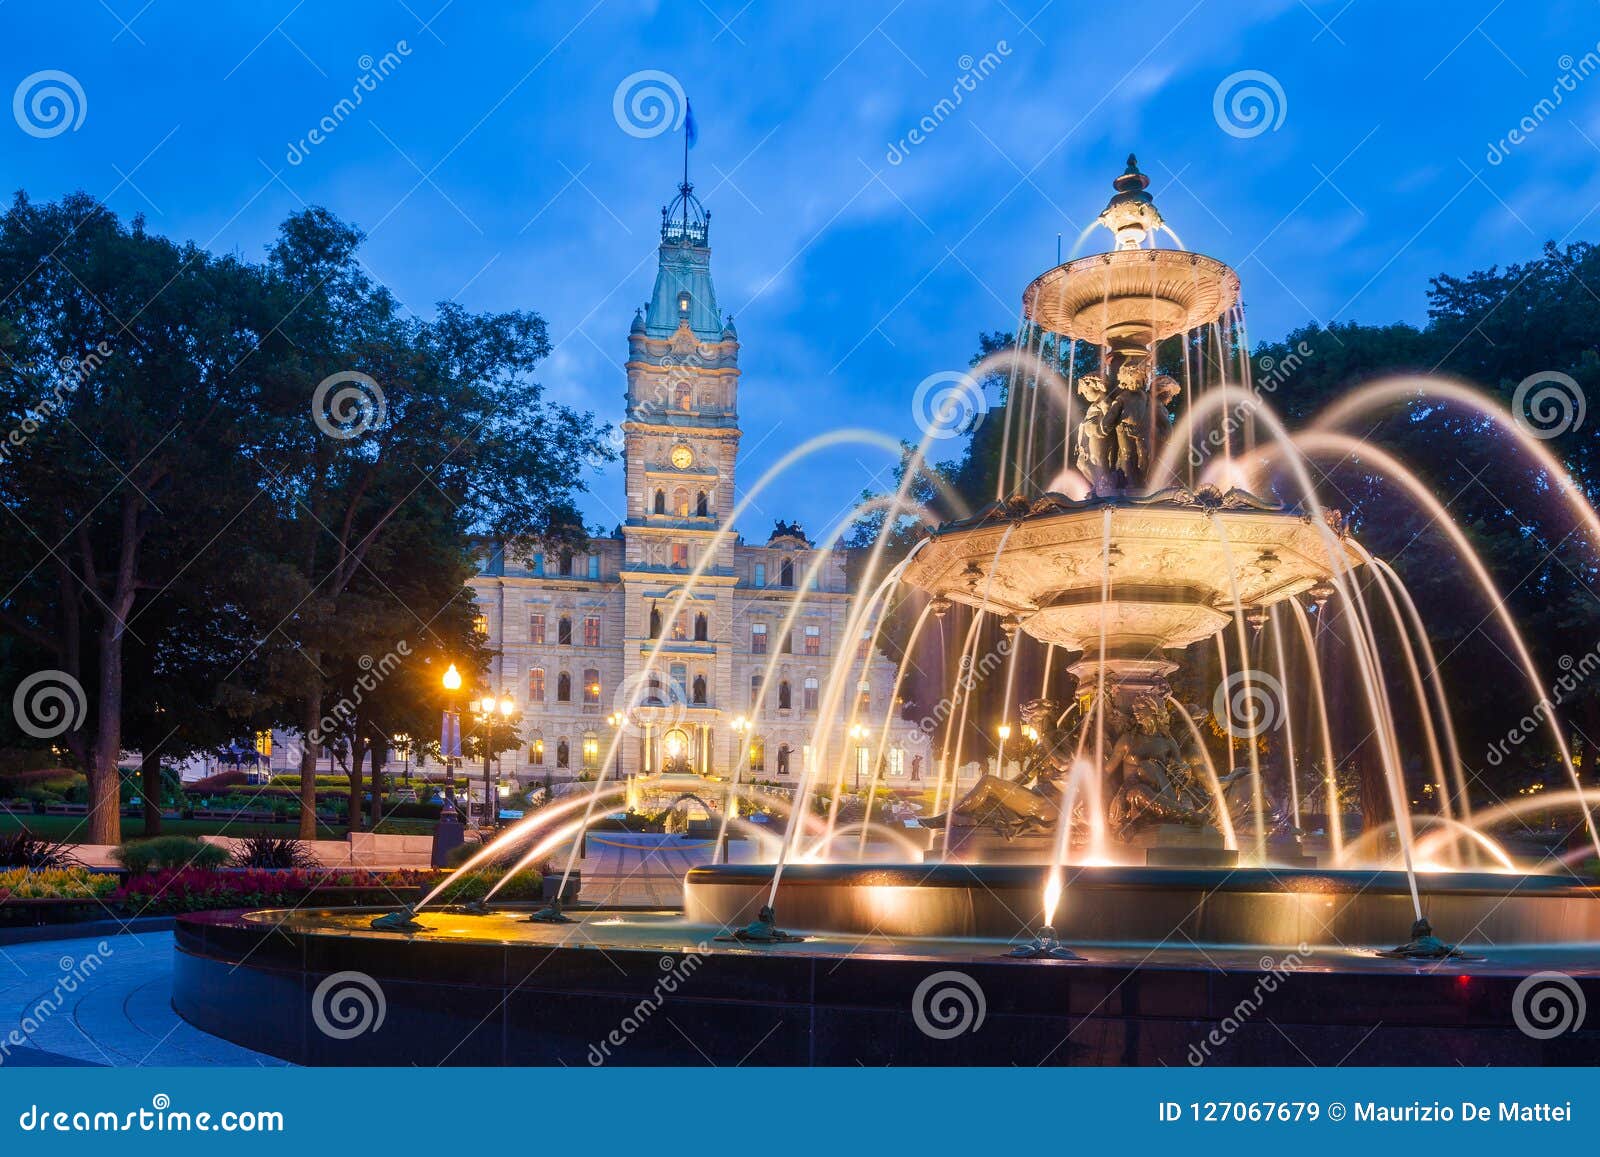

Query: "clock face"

xmin=670 ymin=444 xmax=694 ymax=470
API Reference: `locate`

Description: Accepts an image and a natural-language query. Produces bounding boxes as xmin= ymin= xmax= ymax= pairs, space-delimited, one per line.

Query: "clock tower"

xmin=617 ymin=173 xmax=742 ymax=775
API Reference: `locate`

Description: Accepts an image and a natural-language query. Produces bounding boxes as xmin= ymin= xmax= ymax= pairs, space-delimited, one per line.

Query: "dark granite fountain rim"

xmin=684 ymin=861 xmax=1599 ymax=898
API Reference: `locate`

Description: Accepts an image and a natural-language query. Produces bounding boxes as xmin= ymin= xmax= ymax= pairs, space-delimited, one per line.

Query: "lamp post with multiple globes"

xmin=469 ymin=692 xmax=517 ymax=832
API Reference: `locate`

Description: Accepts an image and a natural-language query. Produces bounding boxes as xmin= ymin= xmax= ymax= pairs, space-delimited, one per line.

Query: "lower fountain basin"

xmin=683 ymin=863 xmax=1600 ymax=948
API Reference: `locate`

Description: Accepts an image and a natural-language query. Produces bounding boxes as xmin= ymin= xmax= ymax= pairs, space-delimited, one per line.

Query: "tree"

xmin=0 ymin=193 xmax=282 ymax=842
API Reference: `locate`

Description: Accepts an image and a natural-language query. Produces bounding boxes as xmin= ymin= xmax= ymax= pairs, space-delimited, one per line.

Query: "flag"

xmin=441 ymin=709 xmax=461 ymax=759
xmin=684 ymin=100 xmax=698 ymax=149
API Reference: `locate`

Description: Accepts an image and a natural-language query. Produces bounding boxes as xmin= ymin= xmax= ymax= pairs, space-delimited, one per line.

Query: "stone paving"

xmin=0 ymin=931 xmax=284 ymax=1068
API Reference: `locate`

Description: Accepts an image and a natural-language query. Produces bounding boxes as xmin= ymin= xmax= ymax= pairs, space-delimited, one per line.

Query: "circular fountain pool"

xmin=683 ymin=862 xmax=1600 ymax=947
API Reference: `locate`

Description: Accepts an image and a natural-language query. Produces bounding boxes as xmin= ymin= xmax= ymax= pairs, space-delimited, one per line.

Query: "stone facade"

xmin=469 ymin=181 xmax=903 ymax=788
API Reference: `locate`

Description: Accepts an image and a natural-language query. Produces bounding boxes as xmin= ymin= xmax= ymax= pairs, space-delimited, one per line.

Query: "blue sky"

xmin=4 ymin=0 xmax=1598 ymax=538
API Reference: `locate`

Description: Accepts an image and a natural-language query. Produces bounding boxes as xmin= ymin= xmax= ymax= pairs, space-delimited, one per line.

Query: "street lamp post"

xmin=441 ymin=664 xmax=463 ymax=815
xmin=850 ymin=723 xmax=869 ymax=791
xmin=468 ymin=693 xmax=516 ymax=833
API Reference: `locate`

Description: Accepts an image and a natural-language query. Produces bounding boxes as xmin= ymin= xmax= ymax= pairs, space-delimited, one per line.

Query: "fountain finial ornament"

xmin=1098 ymin=153 xmax=1164 ymax=250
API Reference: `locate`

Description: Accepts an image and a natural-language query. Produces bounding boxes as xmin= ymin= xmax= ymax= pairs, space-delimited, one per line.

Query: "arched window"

xmin=779 ymin=558 xmax=794 ymax=587
xmin=691 ymin=674 xmax=707 ymax=705
xmin=529 ymin=668 xmax=546 ymax=703
xmin=529 ymin=734 xmax=545 ymax=765
xmin=556 ymin=671 xmax=571 ymax=702
xmin=778 ymin=680 xmax=792 ymax=710
xmin=676 ymin=383 xmax=693 ymax=410
xmin=583 ymin=669 xmax=600 ymax=707
xmin=649 ymin=605 xmax=662 ymax=638
xmin=695 ymin=491 xmax=708 ymax=517
xmin=748 ymin=735 xmax=765 ymax=773
xmin=556 ymin=738 xmax=570 ymax=769
xmin=673 ymin=488 xmax=690 ymax=517
xmin=693 ymin=611 xmax=708 ymax=641
xmin=581 ymin=731 xmax=599 ymax=770
xmin=653 ymin=490 xmax=666 ymax=514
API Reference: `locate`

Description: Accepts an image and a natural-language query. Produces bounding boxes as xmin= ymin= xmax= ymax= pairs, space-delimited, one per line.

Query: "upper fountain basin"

xmin=901 ymin=490 xmax=1360 ymax=652
xmin=1023 ymin=248 xmax=1241 ymax=348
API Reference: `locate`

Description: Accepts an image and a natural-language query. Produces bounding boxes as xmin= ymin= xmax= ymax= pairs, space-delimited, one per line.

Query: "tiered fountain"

xmin=173 ymin=157 xmax=1600 ymax=1066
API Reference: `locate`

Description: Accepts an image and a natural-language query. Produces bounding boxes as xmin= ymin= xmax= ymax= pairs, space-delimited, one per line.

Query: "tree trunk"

xmin=140 ymin=746 xmax=163 ymax=837
xmin=88 ymin=604 xmax=127 ymax=846
xmin=298 ymin=671 xmax=323 ymax=840
xmin=368 ymin=735 xmax=387 ymax=831
xmin=345 ymin=735 xmax=367 ymax=836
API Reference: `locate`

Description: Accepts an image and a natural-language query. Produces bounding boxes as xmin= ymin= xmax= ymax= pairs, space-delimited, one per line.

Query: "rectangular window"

xmin=749 ymin=673 xmax=762 ymax=709
xmin=857 ymin=630 xmax=870 ymax=663
xmin=532 ymin=553 xmax=544 ymax=577
xmin=558 ymin=616 xmax=573 ymax=646
xmin=530 ymin=738 xmax=544 ymax=766
xmin=583 ymin=670 xmax=601 ymax=708
xmin=582 ymin=735 xmax=600 ymax=770
xmin=583 ymin=616 xmax=601 ymax=647
xmin=803 ymin=677 xmax=819 ymax=712
xmin=529 ymin=669 xmax=546 ymax=703
xmin=804 ymin=625 xmax=822 ymax=656
xmin=751 ymin=623 xmax=767 ymax=654
xmin=781 ymin=630 xmax=793 ymax=655
xmin=529 ymin=613 xmax=545 ymax=645
xmin=587 ymin=555 xmax=600 ymax=580
xmin=671 ymin=543 xmax=689 ymax=569
xmin=753 ymin=562 xmax=765 ymax=587
xmin=888 ymin=748 xmax=905 ymax=777
xmin=472 ymin=613 xmax=488 ymax=636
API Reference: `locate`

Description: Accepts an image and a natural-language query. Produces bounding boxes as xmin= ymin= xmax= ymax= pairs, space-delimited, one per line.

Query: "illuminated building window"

xmin=529 ymin=668 xmax=546 ymax=703
xmin=529 ymin=613 xmax=545 ymax=644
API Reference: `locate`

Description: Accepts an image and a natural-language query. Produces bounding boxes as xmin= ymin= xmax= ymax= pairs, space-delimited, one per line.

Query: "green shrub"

xmin=113 ymin=835 xmax=229 ymax=874
xmin=431 ymin=866 xmax=544 ymax=903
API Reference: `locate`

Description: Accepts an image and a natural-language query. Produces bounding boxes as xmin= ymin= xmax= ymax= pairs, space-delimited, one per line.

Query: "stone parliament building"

xmin=467 ymin=175 xmax=902 ymax=790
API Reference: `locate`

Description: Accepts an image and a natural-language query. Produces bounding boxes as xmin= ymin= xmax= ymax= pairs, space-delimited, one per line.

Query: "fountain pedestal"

xmin=1133 ymin=824 xmax=1237 ymax=867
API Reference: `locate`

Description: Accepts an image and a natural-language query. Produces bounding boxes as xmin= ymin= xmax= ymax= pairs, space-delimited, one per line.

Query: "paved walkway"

xmin=0 ymin=931 xmax=284 ymax=1068
xmin=574 ymin=832 xmax=719 ymax=906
